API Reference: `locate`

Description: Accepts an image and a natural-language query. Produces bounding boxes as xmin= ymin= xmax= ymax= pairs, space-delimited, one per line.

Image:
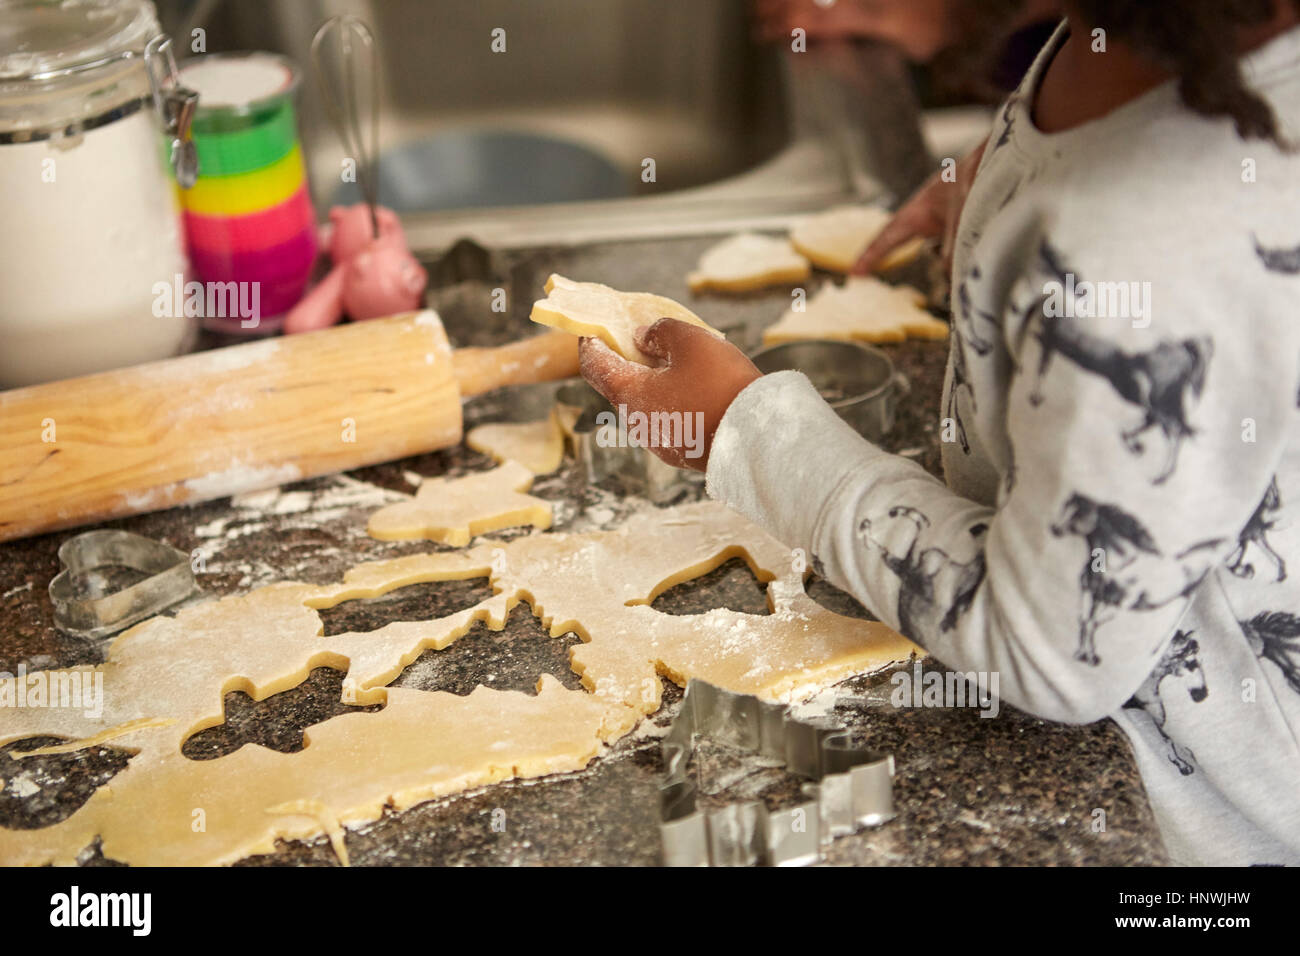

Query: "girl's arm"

xmin=582 ymin=243 xmax=1294 ymax=723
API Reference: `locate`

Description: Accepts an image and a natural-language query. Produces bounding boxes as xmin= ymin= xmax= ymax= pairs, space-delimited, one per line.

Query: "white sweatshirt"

xmin=707 ymin=23 xmax=1300 ymax=865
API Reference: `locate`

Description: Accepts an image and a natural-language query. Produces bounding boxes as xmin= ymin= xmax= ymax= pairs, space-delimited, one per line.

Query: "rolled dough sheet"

xmin=790 ymin=205 xmax=925 ymax=273
xmin=367 ymin=461 xmax=552 ymax=544
xmin=0 ymin=500 xmax=916 ymax=866
xmin=686 ymin=232 xmax=811 ymax=293
xmin=466 ymin=408 xmax=566 ymax=475
xmin=530 ymin=274 xmax=725 ymax=365
xmin=763 ymin=277 xmax=949 ymax=345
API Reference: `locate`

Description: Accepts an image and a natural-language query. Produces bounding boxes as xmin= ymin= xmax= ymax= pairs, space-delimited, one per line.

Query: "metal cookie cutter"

xmin=464 ymin=377 xmax=699 ymax=502
xmin=661 ymin=679 xmax=895 ymax=866
xmin=748 ymin=340 xmax=910 ymax=443
xmin=555 ymin=379 xmax=699 ymax=503
xmin=49 ymin=531 xmax=196 ymax=639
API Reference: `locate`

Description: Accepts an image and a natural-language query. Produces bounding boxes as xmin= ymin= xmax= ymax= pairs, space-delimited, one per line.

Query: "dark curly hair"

xmin=1074 ymin=0 xmax=1298 ymax=146
xmin=935 ymin=0 xmax=1298 ymax=147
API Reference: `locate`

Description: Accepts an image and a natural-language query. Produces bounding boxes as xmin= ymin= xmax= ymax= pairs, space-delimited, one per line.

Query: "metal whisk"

xmin=310 ymin=14 xmax=381 ymax=238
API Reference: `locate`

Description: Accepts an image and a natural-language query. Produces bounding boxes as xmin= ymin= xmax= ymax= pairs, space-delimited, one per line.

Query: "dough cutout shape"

xmin=367 ymin=461 xmax=552 ymax=544
xmin=466 ymin=408 xmax=566 ymax=475
xmin=0 ymin=500 xmax=917 ymax=866
xmin=554 ymin=401 xmax=582 ymax=440
xmin=687 ymin=232 xmax=811 ymax=293
xmin=530 ymin=273 xmax=725 ymax=365
xmin=790 ymin=205 xmax=925 ymax=273
xmin=763 ymin=277 xmax=949 ymax=345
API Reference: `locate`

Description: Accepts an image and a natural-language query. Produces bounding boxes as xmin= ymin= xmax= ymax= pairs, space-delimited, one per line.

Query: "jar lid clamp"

xmin=144 ymin=35 xmax=199 ymax=188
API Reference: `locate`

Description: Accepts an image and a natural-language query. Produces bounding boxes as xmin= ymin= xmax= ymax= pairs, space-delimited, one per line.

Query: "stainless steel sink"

xmin=169 ymin=0 xmax=990 ymax=252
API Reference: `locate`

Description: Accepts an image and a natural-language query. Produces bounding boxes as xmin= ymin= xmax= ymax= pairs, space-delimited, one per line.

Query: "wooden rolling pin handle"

xmin=452 ymin=329 xmax=579 ymax=396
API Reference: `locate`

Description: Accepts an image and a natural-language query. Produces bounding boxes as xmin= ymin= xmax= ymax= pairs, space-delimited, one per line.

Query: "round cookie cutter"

xmin=747 ymin=340 xmax=909 ymax=442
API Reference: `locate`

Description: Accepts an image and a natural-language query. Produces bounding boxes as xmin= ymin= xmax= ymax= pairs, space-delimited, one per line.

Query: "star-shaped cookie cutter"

xmin=661 ymin=679 xmax=895 ymax=866
xmin=48 ymin=530 xmax=197 ymax=639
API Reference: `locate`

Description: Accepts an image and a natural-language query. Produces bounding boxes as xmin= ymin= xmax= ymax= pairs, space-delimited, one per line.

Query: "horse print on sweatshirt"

xmin=957 ymin=265 xmax=1000 ymax=357
xmin=1227 ymin=477 xmax=1287 ymax=583
xmin=993 ymin=96 xmax=1018 ymax=151
xmin=948 ymin=264 xmax=1005 ymax=456
xmin=856 ymin=506 xmax=987 ymax=641
xmin=1250 ymin=240 xmax=1300 ymax=409
xmin=947 ymin=337 xmax=974 ymax=455
xmin=1049 ymin=494 xmax=1221 ymax=665
xmin=1123 ymin=630 xmax=1208 ymax=775
xmin=1254 ymin=237 xmax=1300 ymax=274
xmin=1026 ymin=241 xmax=1212 ymax=485
xmin=1240 ymin=611 xmax=1300 ymax=696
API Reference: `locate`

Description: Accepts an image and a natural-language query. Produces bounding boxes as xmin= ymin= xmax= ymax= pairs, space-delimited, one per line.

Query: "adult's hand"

xmin=752 ymin=0 xmax=959 ymax=62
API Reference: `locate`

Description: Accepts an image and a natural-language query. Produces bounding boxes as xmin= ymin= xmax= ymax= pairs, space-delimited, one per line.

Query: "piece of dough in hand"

xmin=467 ymin=408 xmax=566 ymax=475
xmin=530 ymin=274 xmax=725 ymax=365
xmin=686 ymin=232 xmax=811 ymax=293
xmin=763 ymin=277 xmax=949 ymax=345
xmin=790 ymin=205 xmax=925 ymax=273
xmin=367 ymin=461 xmax=552 ymax=545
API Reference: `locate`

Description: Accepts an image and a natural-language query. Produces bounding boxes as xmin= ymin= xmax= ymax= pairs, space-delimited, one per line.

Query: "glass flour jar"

xmin=0 ymin=0 xmax=196 ymax=387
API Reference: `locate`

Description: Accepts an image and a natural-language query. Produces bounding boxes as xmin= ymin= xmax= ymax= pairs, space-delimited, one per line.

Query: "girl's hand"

xmin=579 ymin=318 xmax=761 ymax=472
xmin=851 ymin=135 xmax=988 ymax=277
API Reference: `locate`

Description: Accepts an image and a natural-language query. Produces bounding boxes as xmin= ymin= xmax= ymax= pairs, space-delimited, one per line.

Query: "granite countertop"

xmin=0 ymin=234 xmax=1167 ymax=865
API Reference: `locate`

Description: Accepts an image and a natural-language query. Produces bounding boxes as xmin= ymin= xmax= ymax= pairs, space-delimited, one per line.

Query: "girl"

xmin=582 ymin=1 xmax=1300 ymax=865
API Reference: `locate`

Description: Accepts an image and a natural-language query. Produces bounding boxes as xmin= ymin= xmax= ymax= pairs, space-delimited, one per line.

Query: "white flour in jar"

xmin=0 ymin=106 xmax=193 ymax=387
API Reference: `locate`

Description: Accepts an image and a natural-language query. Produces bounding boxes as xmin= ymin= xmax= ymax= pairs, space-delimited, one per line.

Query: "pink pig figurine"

xmin=341 ymin=238 xmax=429 ymax=321
xmin=283 ymin=204 xmax=427 ymax=333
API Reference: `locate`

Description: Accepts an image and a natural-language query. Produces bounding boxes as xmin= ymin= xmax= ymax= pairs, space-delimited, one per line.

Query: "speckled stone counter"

xmin=0 ymin=234 xmax=1167 ymax=865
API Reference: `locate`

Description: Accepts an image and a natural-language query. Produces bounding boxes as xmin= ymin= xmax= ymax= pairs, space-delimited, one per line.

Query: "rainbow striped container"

xmin=176 ymin=53 xmax=317 ymax=334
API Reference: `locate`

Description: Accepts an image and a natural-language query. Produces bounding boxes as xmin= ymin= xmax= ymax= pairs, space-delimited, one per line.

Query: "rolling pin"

xmin=0 ymin=311 xmax=579 ymax=543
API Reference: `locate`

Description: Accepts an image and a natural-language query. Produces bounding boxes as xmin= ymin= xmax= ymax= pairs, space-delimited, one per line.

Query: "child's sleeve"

xmin=705 ymin=312 xmax=1292 ymax=723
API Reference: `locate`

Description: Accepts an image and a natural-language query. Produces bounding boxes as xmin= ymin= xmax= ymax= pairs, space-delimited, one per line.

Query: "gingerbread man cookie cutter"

xmin=661 ymin=679 xmax=895 ymax=866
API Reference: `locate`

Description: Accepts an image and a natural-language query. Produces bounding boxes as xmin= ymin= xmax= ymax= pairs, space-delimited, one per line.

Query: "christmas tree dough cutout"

xmin=790 ymin=204 xmax=926 ymax=273
xmin=530 ymin=274 xmax=725 ymax=365
xmin=687 ymin=232 xmax=811 ymax=293
xmin=763 ymin=277 xmax=949 ymax=345
xmin=0 ymin=501 xmax=917 ymax=866
xmin=367 ymin=461 xmax=552 ymax=544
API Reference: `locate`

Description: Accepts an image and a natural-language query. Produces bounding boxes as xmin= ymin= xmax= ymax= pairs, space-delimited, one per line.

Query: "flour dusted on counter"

xmin=192 ymin=475 xmax=409 ymax=588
